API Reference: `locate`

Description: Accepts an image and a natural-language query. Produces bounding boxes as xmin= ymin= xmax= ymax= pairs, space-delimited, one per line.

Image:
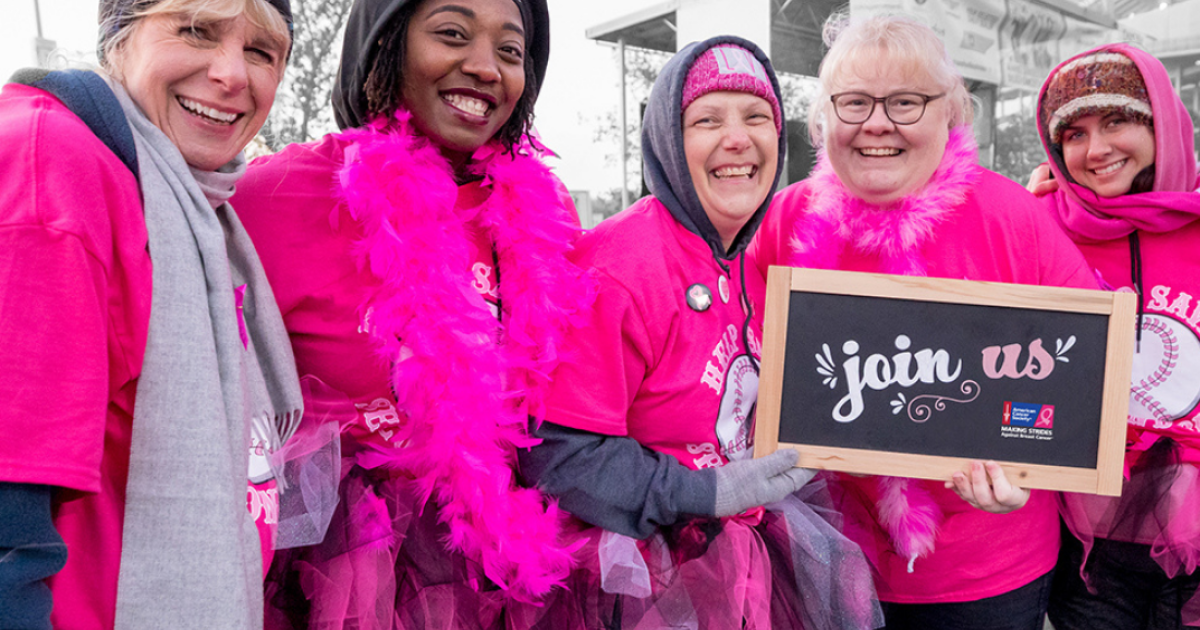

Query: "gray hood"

xmin=641 ymin=35 xmax=786 ymax=259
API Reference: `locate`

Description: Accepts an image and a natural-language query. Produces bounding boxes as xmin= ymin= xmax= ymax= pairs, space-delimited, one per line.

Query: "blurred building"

xmin=1 ymin=0 xmax=100 ymax=83
xmin=570 ymin=190 xmax=604 ymax=229
xmin=1124 ymin=0 xmax=1200 ymax=125
xmin=586 ymin=0 xmax=1200 ymax=189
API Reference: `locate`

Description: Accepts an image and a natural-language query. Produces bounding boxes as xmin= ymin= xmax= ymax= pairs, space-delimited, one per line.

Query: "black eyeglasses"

xmin=829 ymin=92 xmax=946 ymax=125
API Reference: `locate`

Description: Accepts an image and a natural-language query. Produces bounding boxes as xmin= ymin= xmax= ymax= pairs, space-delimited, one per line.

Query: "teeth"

xmin=444 ymin=93 xmax=490 ymax=117
xmin=1094 ymin=160 xmax=1126 ymax=175
xmin=178 ymin=97 xmax=238 ymax=124
xmin=714 ymin=165 xmax=755 ymax=178
xmin=860 ymin=147 xmax=901 ymax=156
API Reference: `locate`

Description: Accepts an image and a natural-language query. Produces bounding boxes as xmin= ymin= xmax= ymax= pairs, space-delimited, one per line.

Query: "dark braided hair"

xmin=362 ymin=0 xmax=538 ymax=152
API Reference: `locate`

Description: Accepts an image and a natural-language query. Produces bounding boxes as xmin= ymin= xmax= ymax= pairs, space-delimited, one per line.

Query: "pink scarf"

xmin=1038 ymin=43 xmax=1200 ymax=243
xmin=336 ymin=110 xmax=595 ymax=602
xmin=788 ymin=126 xmax=980 ymax=570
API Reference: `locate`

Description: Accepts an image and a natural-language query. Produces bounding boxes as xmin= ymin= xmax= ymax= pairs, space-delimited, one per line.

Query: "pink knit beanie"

xmin=681 ymin=44 xmax=783 ymax=133
xmin=1042 ymin=51 xmax=1152 ymax=144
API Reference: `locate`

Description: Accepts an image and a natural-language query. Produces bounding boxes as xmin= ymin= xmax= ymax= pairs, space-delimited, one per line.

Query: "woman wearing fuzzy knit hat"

xmin=1028 ymin=44 xmax=1200 ymax=630
xmin=752 ymin=14 xmax=1098 ymax=630
xmin=515 ymin=36 xmax=882 ymax=630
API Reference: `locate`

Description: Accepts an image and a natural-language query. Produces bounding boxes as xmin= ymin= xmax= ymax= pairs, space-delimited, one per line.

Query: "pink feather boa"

xmin=335 ymin=110 xmax=595 ymax=602
xmin=787 ymin=127 xmax=980 ymax=571
xmin=789 ymin=126 xmax=979 ymax=275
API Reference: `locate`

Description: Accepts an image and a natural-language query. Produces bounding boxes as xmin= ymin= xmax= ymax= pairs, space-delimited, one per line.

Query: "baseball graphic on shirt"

xmin=715 ymin=354 xmax=759 ymax=461
xmin=1129 ymin=314 xmax=1200 ymax=425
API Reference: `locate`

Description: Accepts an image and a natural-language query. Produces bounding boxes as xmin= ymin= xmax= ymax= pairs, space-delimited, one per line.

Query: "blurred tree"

xmin=992 ymin=98 xmax=1046 ymax=186
xmin=584 ymin=46 xmax=671 ymax=218
xmin=260 ymin=0 xmax=354 ymax=151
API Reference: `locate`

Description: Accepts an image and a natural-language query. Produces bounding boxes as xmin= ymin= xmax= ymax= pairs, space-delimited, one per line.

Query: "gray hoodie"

xmin=642 ymin=35 xmax=787 ymax=258
xmin=519 ymin=36 xmax=787 ymax=538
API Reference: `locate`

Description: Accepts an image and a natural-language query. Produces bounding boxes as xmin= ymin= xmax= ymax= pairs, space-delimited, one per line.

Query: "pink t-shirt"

xmin=545 ymin=197 xmax=763 ymax=470
xmin=0 ymin=83 xmax=149 ymax=630
xmin=752 ymin=167 xmax=1097 ymax=603
xmin=0 ymin=83 xmax=292 ymax=628
xmin=1072 ymin=223 xmax=1200 ymax=458
xmin=1055 ymin=218 xmax=1200 ymax=555
xmin=231 ymin=135 xmax=501 ymax=461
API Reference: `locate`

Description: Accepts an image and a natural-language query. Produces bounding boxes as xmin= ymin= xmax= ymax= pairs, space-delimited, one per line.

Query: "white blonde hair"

xmin=807 ymin=12 xmax=974 ymax=149
xmin=102 ymin=0 xmax=289 ymax=75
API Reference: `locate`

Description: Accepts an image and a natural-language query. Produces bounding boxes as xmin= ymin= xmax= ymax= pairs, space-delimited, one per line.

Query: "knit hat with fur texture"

xmin=681 ymin=43 xmax=783 ymax=133
xmin=1042 ymin=51 xmax=1152 ymax=144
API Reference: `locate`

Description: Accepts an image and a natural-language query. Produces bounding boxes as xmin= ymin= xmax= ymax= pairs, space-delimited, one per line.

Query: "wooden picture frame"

xmin=754 ymin=266 xmax=1136 ymax=496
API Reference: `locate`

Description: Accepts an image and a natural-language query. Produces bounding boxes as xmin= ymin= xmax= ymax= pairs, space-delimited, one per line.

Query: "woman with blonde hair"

xmin=0 ymin=0 xmax=300 ymax=627
xmin=752 ymin=14 xmax=1096 ymax=629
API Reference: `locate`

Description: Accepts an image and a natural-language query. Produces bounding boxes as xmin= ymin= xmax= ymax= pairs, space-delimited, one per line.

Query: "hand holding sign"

xmin=755 ymin=268 xmax=1136 ymax=497
xmin=946 ymin=460 xmax=1031 ymax=514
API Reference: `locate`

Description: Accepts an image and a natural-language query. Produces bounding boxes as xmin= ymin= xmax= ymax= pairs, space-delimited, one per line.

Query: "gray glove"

xmin=713 ymin=449 xmax=816 ymax=517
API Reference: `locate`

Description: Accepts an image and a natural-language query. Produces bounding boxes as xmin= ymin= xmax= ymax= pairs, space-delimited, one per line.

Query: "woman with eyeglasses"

xmin=751 ymin=14 xmax=1096 ymax=629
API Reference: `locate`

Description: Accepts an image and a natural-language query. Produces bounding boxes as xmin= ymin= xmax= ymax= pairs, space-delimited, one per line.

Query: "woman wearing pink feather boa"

xmin=751 ymin=14 xmax=1096 ymax=629
xmin=1026 ymin=44 xmax=1200 ymax=629
xmin=230 ymin=0 xmax=593 ymax=627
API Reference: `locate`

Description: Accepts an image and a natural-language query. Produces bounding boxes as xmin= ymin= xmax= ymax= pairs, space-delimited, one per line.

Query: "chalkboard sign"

xmin=754 ymin=267 xmax=1136 ymax=496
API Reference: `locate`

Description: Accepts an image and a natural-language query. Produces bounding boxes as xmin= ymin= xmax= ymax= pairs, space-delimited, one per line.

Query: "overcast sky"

xmin=1 ymin=0 xmax=663 ymax=194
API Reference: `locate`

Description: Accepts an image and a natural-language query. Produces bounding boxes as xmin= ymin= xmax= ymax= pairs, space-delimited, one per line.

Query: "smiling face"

xmin=824 ymin=62 xmax=951 ymax=206
xmin=1061 ymin=113 xmax=1156 ymax=198
xmin=683 ymin=91 xmax=779 ymax=250
xmin=400 ymin=0 xmax=526 ymax=167
xmin=113 ymin=12 xmax=286 ymax=171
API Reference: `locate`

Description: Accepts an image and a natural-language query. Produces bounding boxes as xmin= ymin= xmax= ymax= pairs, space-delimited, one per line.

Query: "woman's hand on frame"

xmin=946 ymin=460 xmax=1030 ymax=514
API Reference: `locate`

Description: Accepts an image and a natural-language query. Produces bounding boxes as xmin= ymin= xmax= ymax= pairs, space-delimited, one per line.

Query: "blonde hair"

xmin=102 ymin=0 xmax=289 ymax=74
xmin=807 ymin=12 xmax=974 ymax=149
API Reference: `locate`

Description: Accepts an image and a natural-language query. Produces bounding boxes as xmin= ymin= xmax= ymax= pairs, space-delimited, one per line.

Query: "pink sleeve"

xmin=0 ymin=226 xmax=109 ymax=492
xmin=1028 ymin=192 xmax=1100 ymax=291
xmin=749 ymin=183 xmax=805 ymax=279
xmin=0 ymin=87 xmax=121 ymax=492
xmin=553 ymin=176 xmax=582 ymax=228
xmin=542 ymin=270 xmax=652 ymax=436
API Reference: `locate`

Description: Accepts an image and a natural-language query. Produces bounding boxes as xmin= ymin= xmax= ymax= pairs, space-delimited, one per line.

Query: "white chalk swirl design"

xmin=907 ymin=380 xmax=981 ymax=423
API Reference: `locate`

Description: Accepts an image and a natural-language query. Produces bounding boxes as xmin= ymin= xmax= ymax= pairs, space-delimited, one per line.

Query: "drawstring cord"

xmin=738 ymin=253 xmax=759 ymax=371
xmin=1129 ymin=232 xmax=1143 ymax=352
xmin=710 ymin=246 xmax=758 ymax=370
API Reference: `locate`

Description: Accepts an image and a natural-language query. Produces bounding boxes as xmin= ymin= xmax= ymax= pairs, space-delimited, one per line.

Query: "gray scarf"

xmin=110 ymin=82 xmax=302 ymax=630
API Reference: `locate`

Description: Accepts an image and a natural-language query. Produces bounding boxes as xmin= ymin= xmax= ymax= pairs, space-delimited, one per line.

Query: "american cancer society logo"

xmin=1001 ymin=401 xmax=1054 ymax=440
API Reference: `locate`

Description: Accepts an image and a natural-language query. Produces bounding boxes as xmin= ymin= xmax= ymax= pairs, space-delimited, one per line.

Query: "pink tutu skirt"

xmin=265 ymin=466 xmax=509 ymax=630
xmin=265 ymin=378 xmax=519 ymax=630
xmin=1060 ymin=437 xmax=1200 ymax=626
xmin=508 ymin=479 xmax=883 ymax=630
